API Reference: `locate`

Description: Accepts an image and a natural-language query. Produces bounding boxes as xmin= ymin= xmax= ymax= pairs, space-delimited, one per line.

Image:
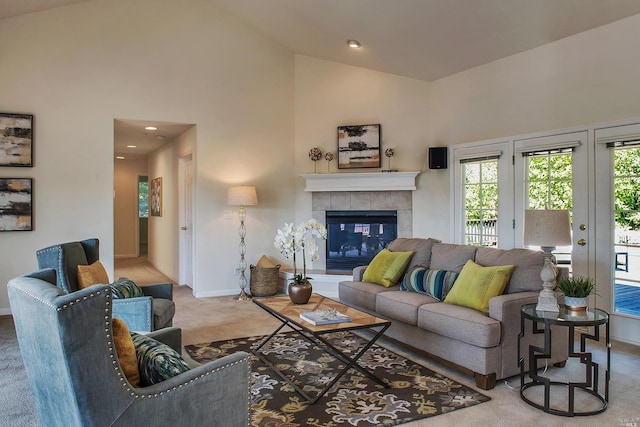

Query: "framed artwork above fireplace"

xmin=337 ymin=124 xmax=381 ymax=169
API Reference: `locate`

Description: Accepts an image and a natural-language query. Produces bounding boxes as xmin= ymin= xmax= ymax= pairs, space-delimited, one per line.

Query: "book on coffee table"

xmin=299 ymin=308 xmax=352 ymax=326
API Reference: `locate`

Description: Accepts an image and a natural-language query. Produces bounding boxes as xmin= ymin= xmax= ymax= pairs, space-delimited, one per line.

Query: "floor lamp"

xmin=227 ymin=185 xmax=258 ymax=301
xmin=523 ymin=209 xmax=572 ymax=312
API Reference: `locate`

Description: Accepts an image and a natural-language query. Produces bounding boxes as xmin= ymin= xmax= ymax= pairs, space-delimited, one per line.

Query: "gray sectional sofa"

xmin=339 ymin=238 xmax=568 ymax=390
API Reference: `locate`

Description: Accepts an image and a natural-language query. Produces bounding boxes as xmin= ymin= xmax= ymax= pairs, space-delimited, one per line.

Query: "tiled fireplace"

xmin=278 ymin=172 xmax=419 ymax=297
xmin=311 ymin=190 xmax=413 ymax=271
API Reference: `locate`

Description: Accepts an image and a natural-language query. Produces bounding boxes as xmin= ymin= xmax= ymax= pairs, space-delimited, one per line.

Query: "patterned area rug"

xmin=186 ymin=331 xmax=490 ymax=426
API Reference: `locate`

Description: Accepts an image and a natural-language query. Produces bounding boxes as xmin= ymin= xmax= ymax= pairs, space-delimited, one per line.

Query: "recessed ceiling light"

xmin=127 ymin=145 xmax=137 ymax=148
xmin=155 ymin=135 xmax=165 ymax=140
xmin=145 ymin=126 xmax=158 ymax=131
xmin=116 ymin=156 xmax=125 ymax=160
xmin=347 ymin=39 xmax=361 ymax=48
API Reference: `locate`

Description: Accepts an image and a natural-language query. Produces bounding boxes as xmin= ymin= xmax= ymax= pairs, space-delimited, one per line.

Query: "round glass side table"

xmin=518 ymin=303 xmax=610 ymax=417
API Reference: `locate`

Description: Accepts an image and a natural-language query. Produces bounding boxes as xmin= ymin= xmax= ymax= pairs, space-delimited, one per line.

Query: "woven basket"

xmin=250 ymin=264 xmax=281 ymax=297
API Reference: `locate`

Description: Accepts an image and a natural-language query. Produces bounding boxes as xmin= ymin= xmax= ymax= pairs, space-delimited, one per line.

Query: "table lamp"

xmin=523 ymin=209 xmax=572 ymax=312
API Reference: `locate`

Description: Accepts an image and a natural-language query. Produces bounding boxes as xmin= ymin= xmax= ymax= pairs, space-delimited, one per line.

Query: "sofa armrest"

xmin=140 ymin=282 xmax=173 ymax=300
xmin=353 ymin=265 xmax=368 ymax=281
xmin=488 ymin=291 xmax=538 ymax=322
xmin=112 ymin=297 xmax=154 ymax=332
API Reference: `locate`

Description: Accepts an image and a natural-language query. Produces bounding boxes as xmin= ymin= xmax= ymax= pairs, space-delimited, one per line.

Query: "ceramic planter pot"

xmin=288 ymin=282 xmax=312 ymax=304
xmin=564 ymin=296 xmax=588 ymax=311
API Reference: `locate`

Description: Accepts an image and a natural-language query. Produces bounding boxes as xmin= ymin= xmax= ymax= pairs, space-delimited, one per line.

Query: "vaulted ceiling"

xmin=3 ymin=0 xmax=640 ymax=82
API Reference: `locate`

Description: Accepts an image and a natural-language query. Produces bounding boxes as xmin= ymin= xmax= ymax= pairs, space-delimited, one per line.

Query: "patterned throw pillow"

xmin=401 ymin=266 xmax=459 ymax=300
xmin=131 ymin=333 xmax=191 ymax=386
xmin=109 ymin=277 xmax=145 ymax=299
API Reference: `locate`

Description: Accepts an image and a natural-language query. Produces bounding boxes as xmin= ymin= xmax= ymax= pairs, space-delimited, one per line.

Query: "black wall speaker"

xmin=429 ymin=147 xmax=448 ymax=169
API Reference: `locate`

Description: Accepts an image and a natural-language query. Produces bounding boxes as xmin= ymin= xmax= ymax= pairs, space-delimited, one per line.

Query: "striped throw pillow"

xmin=401 ymin=266 xmax=459 ymax=300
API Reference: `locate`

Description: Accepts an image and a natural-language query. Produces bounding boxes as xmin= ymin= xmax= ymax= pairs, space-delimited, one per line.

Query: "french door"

xmin=514 ymin=131 xmax=591 ymax=280
xmin=595 ymin=123 xmax=640 ymax=344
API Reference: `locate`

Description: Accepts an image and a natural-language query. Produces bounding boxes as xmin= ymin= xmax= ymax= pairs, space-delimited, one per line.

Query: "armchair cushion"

xmin=109 ymin=277 xmax=145 ymax=299
xmin=131 ymin=332 xmax=191 ymax=386
xmin=112 ymin=318 xmax=141 ymax=387
xmin=77 ymin=261 xmax=109 ymax=289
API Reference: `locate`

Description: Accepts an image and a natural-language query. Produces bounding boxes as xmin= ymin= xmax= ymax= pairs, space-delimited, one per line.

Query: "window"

xmin=463 ymin=159 xmax=498 ymax=246
xmin=138 ymin=176 xmax=148 ymax=218
xmin=525 ymin=150 xmax=573 ymax=211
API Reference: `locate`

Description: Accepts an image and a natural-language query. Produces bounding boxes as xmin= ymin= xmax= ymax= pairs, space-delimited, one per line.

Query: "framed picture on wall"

xmin=337 ymin=124 xmax=381 ymax=169
xmin=0 ymin=113 xmax=33 ymax=167
xmin=150 ymin=177 xmax=162 ymax=217
xmin=0 ymin=178 xmax=32 ymax=231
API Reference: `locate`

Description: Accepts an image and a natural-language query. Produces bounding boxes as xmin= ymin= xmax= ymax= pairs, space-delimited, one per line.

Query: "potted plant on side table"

xmin=556 ymin=275 xmax=598 ymax=311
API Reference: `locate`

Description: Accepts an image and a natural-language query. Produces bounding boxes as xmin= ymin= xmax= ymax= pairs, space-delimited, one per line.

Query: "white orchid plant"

xmin=274 ymin=219 xmax=327 ymax=285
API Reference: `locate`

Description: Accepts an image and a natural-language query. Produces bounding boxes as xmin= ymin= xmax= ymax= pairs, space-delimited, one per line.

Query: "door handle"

xmin=181 ymin=226 xmax=187 ymax=231
xmin=577 ymin=238 xmax=586 ymax=246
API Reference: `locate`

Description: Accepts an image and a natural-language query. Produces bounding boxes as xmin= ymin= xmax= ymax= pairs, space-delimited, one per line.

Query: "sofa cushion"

xmin=429 ymin=243 xmax=477 ymax=272
xmin=77 ymin=261 xmax=109 ymax=289
xmin=418 ymin=302 xmax=502 ymax=348
xmin=387 ymin=237 xmax=438 ymax=272
xmin=112 ymin=318 xmax=140 ymax=387
xmin=362 ymin=249 xmax=414 ymax=287
xmin=444 ymin=260 xmax=513 ymax=314
xmin=131 ymin=332 xmax=191 ymax=386
xmin=377 ymin=290 xmax=436 ymax=325
xmin=400 ymin=266 xmax=459 ymax=301
xmin=339 ymin=281 xmax=395 ymax=312
xmin=475 ymin=247 xmax=545 ymax=293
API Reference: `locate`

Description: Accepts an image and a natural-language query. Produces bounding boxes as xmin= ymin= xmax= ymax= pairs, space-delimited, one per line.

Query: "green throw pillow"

xmin=363 ymin=249 xmax=414 ymax=287
xmin=444 ymin=260 xmax=513 ymax=314
xmin=109 ymin=277 xmax=145 ymax=299
xmin=401 ymin=266 xmax=459 ymax=300
xmin=131 ymin=332 xmax=191 ymax=386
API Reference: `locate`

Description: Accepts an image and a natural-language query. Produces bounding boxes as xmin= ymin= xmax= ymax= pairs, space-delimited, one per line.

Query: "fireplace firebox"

xmin=326 ymin=210 xmax=398 ymax=272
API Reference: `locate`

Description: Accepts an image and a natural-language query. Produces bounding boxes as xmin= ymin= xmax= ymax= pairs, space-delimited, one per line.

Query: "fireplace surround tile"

xmin=311 ymin=190 xmax=413 ymax=270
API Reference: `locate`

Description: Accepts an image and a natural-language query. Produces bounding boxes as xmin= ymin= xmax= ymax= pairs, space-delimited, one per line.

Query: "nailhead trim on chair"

xmin=12 ymin=282 xmax=252 ymax=407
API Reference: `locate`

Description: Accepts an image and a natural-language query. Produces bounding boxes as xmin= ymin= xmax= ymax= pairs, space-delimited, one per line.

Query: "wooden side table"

xmin=518 ymin=303 xmax=610 ymax=416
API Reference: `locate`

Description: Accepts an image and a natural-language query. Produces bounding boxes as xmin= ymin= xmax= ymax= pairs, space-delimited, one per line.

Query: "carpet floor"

xmin=186 ymin=331 xmax=490 ymax=427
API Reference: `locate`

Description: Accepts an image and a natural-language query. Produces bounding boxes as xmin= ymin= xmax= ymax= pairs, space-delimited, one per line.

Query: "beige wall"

xmin=114 ymin=156 xmax=147 ymax=258
xmin=0 ymin=0 xmax=295 ymax=312
xmin=3 ymin=1 xmax=640 ymax=312
xmin=292 ymin=56 xmax=440 ymax=253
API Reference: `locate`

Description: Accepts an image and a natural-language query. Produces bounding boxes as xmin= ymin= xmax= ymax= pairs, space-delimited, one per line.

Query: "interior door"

xmin=514 ymin=131 xmax=591 ymax=279
xmin=179 ymin=154 xmax=194 ymax=288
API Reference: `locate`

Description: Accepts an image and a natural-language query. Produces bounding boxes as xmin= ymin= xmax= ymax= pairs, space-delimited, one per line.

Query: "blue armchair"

xmin=36 ymin=238 xmax=175 ymax=332
xmin=8 ymin=270 xmax=251 ymax=427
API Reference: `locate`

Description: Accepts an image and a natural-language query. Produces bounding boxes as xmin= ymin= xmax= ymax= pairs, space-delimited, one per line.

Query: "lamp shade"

xmin=523 ymin=209 xmax=572 ymax=247
xmin=227 ymin=186 xmax=258 ymax=206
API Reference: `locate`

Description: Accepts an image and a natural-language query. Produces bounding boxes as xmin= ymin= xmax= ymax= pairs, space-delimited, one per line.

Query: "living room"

xmin=2 ymin=0 xmax=640 ymax=424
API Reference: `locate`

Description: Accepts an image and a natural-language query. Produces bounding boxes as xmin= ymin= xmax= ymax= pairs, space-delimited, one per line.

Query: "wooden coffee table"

xmin=253 ymin=293 xmax=391 ymax=403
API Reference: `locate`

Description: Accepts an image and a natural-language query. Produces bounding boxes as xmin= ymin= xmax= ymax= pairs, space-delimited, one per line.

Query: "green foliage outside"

xmin=139 ymin=181 xmax=149 ymax=218
xmin=614 ymin=147 xmax=640 ymax=232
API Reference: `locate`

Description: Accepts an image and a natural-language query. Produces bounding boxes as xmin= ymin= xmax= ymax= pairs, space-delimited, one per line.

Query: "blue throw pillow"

xmin=131 ymin=333 xmax=191 ymax=386
xmin=109 ymin=277 xmax=144 ymax=299
xmin=401 ymin=266 xmax=459 ymax=300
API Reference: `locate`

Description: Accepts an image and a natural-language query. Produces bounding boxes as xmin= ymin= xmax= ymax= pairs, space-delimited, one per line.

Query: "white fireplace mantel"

xmin=301 ymin=171 xmax=420 ymax=192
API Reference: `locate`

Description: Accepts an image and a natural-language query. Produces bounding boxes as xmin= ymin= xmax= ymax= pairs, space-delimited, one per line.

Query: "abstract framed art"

xmin=0 ymin=113 xmax=33 ymax=167
xmin=0 ymin=178 xmax=32 ymax=231
xmin=337 ymin=124 xmax=381 ymax=169
xmin=150 ymin=177 xmax=162 ymax=217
